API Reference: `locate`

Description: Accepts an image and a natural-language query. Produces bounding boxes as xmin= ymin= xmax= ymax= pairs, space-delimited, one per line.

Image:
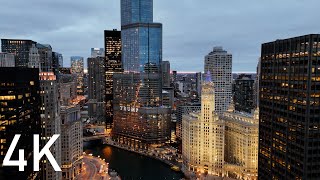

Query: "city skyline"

xmin=1 ymin=0 xmax=320 ymax=72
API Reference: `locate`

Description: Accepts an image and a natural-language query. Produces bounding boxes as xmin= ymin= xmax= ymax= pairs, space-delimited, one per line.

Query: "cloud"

xmin=1 ymin=0 xmax=319 ymax=72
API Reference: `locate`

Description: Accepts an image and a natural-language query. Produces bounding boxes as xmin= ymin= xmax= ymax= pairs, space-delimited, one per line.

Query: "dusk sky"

xmin=1 ymin=0 xmax=320 ymax=72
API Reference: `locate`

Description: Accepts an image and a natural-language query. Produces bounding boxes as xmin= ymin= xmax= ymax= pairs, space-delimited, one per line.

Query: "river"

xmin=84 ymin=140 xmax=184 ymax=180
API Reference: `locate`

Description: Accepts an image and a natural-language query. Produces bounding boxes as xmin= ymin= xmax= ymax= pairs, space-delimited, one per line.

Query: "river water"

xmin=84 ymin=140 xmax=184 ymax=180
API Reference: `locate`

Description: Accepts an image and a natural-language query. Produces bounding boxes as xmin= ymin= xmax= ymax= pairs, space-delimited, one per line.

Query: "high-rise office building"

xmin=233 ymin=74 xmax=255 ymax=113
xmin=104 ymin=29 xmax=122 ymax=131
xmin=259 ymin=34 xmax=320 ymax=179
xmin=39 ymin=72 xmax=62 ymax=180
xmin=204 ymin=47 xmax=232 ymax=114
xmin=222 ymin=103 xmax=259 ymax=179
xmin=88 ymin=57 xmax=106 ymax=123
xmin=172 ymin=70 xmax=177 ymax=83
xmin=1 ymin=39 xmax=37 ymax=67
xmin=70 ymin=56 xmax=84 ymax=95
xmin=0 ymin=52 xmax=15 ymax=67
xmin=182 ymin=72 xmax=225 ymax=176
xmin=0 ymin=68 xmax=42 ymax=180
xmin=52 ymin=52 xmax=63 ymax=75
xmin=162 ymin=61 xmax=170 ymax=87
xmin=36 ymin=43 xmax=53 ymax=72
xmin=113 ymin=0 xmax=171 ymax=148
xmin=91 ymin=48 xmax=105 ymax=58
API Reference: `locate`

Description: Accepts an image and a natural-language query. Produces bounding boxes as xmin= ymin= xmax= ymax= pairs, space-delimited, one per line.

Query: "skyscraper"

xmin=104 ymin=29 xmax=122 ymax=131
xmin=39 ymin=72 xmax=62 ymax=180
xmin=88 ymin=57 xmax=106 ymax=123
xmin=1 ymin=39 xmax=37 ymax=67
xmin=204 ymin=47 xmax=232 ymax=114
xmin=0 ymin=67 xmax=42 ymax=180
xmin=233 ymin=74 xmax=255 ymax=113
xmin=70 ymin=56 xmax=84 ymax=95
xmin=52 ymin=52 xmax=63 ymax=75
xmin=113 ymin=0 xmax=171 ymax=148
xmin=182 ymin=72 xmax=225 ymax=176
xmin=259 ymin=34 xmax=320 ymax=179
xmin=162 ymin=61 xmax=171 ymax=87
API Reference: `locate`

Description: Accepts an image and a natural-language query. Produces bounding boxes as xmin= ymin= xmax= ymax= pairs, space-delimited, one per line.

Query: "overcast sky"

xmin=1 ymin=0 xmax=320 ymax=72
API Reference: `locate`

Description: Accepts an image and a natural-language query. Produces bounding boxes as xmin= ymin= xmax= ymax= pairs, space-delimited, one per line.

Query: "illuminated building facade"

xmin=88 ymin=57 xmax=106 ymax=123
xmin=60 ymin=105 xmax=83 ymax=180
xmin=70 ymin=56 xmax=84 ymax=95
xmin=113 ymin=73 xmax=171 ymax=149
xmin=58 ymin=72 xmax=82 ymax=179
xmin=113 ymin=0 xmax=171 ymax=148
xmin=0 ymin=67 xmax=41 ymax=180
xmin=104 ymin=29 xmax=122 ymax=131
xmin=0 ymin=52 xmax=15 ymax=67
xmin=39 ymin=72 xmax=62 ymax=180
xmin=204 ymin=46 xmax=232 ymax=114
xmin=182 ymin=72 xmax=225 ymax=177
xmin=222 ymin=103 xmax=259 ymax=179
xmin=1 ymin=39 xmax=37 ymax=67
xmin=233 ymin=74 xmax=255 ymax=113
xmin=259 ymin=34 xmax=320 ymax=179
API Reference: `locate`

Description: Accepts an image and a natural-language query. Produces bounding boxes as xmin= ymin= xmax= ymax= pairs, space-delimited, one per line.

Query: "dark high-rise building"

xmin=233 ymin=74 xmax=255 ymax=113
xmin=113 ymin=0 xmax=171 ymax=149
xmin=0 ymin=67 xmax=41 ymax=180
xmin=162 ymin=61 xmax=170 ymax=87
xmin=104 ymin=29 xmax=122 ymax=131
xmin=1 ymin=39 xmax=37 ymax=67
xmin=88 ymin=57 xmax=106 ymax=123
xmin=52 ymin=52 xmax=63 ymax=75
xmin=259 ymin=34 xmax=320 ymax=179
xmin=172 ymin=70 xmax=177 ymax=83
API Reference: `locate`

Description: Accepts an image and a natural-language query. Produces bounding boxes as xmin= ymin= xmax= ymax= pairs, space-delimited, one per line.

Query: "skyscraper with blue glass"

xmin=113 ymin=0 xmax=171 ymax=149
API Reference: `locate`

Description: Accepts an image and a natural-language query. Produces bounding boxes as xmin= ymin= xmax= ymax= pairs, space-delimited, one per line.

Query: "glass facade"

xmin=0 ymin=67 xmax=41 ymax=180
xmin=113 ymin=0 xmax=170 ymax=148
xmin=259 ymin=34 xmax=320 ymax=179
xmin=122 ymin=24 xmax=162 ymax=73
xmin=121 ymin=0 xmax=153 ymax=26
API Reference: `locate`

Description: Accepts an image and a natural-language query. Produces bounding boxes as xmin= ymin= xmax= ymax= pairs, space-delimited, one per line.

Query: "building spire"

xmin=205 ymin=70 xmax=212 ymax=82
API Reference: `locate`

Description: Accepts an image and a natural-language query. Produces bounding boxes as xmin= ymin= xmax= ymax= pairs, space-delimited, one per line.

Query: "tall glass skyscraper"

xmin=113 ymin=0 xmax=170 ymax=149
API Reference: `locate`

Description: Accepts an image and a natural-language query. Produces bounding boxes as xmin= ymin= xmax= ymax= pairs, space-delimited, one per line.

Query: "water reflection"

xmin=84 ymin=141 xmax=184 ymax=180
